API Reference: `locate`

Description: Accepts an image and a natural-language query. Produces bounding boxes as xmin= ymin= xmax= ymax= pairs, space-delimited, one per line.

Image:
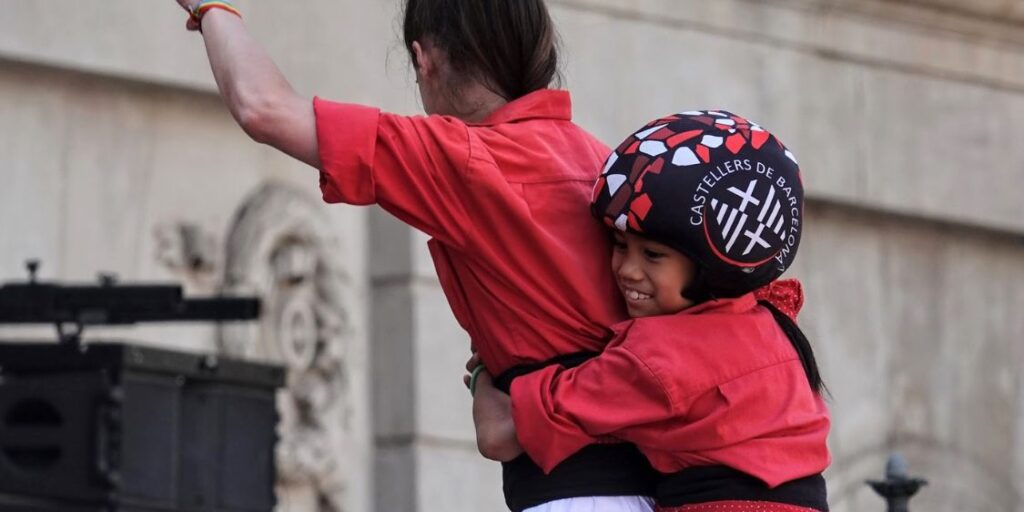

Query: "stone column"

xmin=368 ymin=209 xmax=505 ymax=511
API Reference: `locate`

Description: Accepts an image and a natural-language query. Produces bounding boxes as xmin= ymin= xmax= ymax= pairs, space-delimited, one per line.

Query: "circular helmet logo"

xmin=703 ymin=171 xmax=789 ymax=267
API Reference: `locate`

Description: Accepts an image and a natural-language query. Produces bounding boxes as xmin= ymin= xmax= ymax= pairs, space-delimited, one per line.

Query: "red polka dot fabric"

xmin=657 ymin=500 xmax=823 ymax=512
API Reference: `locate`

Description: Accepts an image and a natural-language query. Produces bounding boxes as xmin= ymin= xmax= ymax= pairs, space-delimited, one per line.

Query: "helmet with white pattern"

xmin=591 ymin=110 xmax=804 ymax=301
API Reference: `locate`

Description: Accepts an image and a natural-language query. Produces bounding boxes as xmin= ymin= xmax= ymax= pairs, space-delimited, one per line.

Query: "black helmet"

xmin=592 ymin=110 xmax=804 ymax=302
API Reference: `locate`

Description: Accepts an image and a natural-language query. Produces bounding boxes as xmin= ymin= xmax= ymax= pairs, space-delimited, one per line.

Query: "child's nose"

xmin=616 ymin=254 xmax=643 ymax=282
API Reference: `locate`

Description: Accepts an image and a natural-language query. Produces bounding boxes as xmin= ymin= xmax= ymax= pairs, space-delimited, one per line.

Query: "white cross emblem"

xmin=727 ymin=180 xmax=761 ymax=213
xmin=709 ymin=179 xmax=787 ymax=259
xmin=742 ymin=223 xmax=772 ymax=255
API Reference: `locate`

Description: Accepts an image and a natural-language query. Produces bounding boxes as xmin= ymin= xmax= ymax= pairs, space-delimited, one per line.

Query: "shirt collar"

xmin=610 ymin=293 xmax=760 ymax=337
xmin=471 ymin=89 xmax=572 ymax=126
xmin=681 ymin=293 xmax=759 ymax=316
xmin=681 ymin=279 xmax=806 ymax=318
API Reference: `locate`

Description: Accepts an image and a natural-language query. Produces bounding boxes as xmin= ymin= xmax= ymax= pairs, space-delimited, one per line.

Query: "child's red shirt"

xmin=314 ymin=90 xmax=628 ymax=374
xmin=509 ymin=282 xmax=831 ymax=487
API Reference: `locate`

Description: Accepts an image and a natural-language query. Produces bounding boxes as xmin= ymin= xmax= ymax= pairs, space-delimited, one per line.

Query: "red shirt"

xmin=509 ymin=284 xmax=831 ymax=487
xmin=315 ymin=90 xmax=628 ymax=374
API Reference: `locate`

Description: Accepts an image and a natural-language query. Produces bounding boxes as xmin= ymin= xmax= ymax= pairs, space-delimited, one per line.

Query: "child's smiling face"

xmin=612 ymin=231 xmax=697 ymax=318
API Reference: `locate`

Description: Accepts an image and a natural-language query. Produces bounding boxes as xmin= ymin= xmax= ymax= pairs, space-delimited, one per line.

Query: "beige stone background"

xmin=1 ymin=0 xmax=1023 ymax=511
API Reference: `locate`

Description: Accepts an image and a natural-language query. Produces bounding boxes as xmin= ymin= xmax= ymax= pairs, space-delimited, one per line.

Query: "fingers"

xmin=186 ymin=18 xmax=201 ymax=31
xmin=465 ymin=352 xmax=482 ymax=372
xmin=463 ymin=373 xmax=471 ymax=389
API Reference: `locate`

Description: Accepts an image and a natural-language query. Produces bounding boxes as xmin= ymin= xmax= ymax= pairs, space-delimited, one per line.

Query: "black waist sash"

xmin=494 ymin=352 xmax=658 ymax=512
xmin=657 ymin=466 xmax=828 ymax=510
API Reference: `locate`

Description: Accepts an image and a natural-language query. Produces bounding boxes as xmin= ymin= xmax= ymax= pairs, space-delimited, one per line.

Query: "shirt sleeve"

xmin=509 ymin=344 xmax=674 ymax=473
xmin=314 ymin=97 xmax=476 ymax=249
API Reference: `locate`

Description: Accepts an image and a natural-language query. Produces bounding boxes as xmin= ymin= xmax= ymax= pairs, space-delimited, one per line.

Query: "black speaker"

xmin=0 ymin=342 xmax=284 ymax=512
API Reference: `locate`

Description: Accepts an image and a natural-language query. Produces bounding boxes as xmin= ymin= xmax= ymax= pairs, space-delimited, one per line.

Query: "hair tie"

xmin=468 ymin=365 xmax=486 ymax=397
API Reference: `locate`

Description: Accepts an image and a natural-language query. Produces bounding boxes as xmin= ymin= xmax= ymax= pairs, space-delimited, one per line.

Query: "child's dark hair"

xmin=403 ymin=0 xmax=560 ymax=100
xmin=758 ymin=300 xmax=827 ymax=396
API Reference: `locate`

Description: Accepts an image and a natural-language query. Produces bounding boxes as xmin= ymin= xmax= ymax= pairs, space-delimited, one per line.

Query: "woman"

xmin=173 ymin=1 xmax=656 ymax=510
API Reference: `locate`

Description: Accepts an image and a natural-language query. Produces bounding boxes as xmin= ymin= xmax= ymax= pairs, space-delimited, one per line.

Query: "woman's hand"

xmin=464 ymin=354 xmax=524 ymax=462
xmin=170 ymin=0 xmax=321 ymax=168
xmin=174 ymin=0 xmax=202 ymax=31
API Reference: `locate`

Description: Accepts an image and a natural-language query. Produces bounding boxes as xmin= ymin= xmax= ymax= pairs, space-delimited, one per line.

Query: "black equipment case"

xmin=0 ymin=262 xmax=282 ymax=512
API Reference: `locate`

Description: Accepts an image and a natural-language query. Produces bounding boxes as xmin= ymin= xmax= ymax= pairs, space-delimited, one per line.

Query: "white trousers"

xmin=523 ymin=496 xmax=655 ymax=512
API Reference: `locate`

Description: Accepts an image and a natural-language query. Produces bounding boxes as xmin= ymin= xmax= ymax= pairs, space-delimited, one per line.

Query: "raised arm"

xmin=176 ymin=1 xmax=320 ymax=168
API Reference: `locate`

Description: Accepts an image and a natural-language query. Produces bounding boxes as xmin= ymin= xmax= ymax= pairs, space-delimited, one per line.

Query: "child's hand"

xmin=464 ymin=357 xmax=524 ymax=462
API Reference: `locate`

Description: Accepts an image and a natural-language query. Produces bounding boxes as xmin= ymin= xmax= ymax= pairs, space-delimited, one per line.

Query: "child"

xmin=470 ymin=110 xmax=831 ymax=511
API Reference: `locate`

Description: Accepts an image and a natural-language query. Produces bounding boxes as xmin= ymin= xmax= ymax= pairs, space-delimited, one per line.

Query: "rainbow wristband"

xmin=189 ymin=0 xmax=242 ymax=24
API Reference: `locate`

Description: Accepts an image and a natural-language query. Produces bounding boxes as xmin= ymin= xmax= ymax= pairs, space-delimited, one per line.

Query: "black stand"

xmin=866 ymin=453 xmax=928 ymax=512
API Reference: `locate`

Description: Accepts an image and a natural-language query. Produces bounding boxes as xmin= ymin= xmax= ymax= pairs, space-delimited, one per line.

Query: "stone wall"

xmin=0 ymin=0 xmax=1021 ymax=511
xmin=798 ymin=202 xmax=1024 ymax=511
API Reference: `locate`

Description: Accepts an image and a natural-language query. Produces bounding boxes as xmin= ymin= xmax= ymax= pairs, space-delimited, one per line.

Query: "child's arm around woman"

xmin=471 ymin=110 xmax=832 ymax=511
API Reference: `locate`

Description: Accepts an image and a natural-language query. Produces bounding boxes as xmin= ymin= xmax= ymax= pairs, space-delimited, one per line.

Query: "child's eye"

xmin=644 ymin=249 xmax=665 ymax=259
xmin=612 ymin=240 xmax=627 ymax=251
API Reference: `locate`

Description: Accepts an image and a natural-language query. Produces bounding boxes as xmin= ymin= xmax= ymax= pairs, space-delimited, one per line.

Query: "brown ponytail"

xmin=403 ymin=0 xmax=561 ymax=100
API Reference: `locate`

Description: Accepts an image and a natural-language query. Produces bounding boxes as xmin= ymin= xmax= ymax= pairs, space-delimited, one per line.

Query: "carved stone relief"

xmin=154 ymin=221 xmax=221 ymax=293
xmin=218 ymin=182 xmax=352 ymax=512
